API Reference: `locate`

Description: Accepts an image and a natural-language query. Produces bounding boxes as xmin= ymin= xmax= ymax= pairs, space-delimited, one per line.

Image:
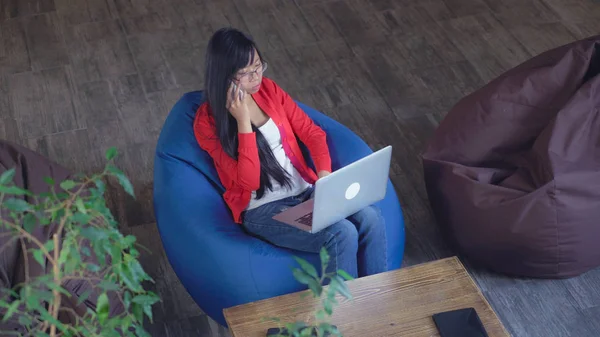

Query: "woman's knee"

xmin=326 ymin=220 xmax=358 ymax=248
xmin=352 ymin=206 xmax=385 ymax=233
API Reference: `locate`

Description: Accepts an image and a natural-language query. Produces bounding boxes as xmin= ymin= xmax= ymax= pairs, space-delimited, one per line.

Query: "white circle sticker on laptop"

xmin=345 ymin=182 xmax=361 ymax=200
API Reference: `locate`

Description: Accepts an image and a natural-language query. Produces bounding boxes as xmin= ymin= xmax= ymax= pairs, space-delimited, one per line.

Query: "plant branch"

xmin=45 ymin=178 xmax=93 ymax=337
xmin=0 ymin=218 xmax=55 ymax=264
xmin=49 ymin=233 xmax=61 ymax=337
xmin=0 ymin=235 xmax=19 ymax=257
xmin=20 ymin=238 xmax=29 ymax=284
xmin=0 ymin=159 xmax=154 ymax=337
xmin=57 ymin=307 xmax=102 ymax=337
xmin=0 ymin=230 xmax=19 ymax=238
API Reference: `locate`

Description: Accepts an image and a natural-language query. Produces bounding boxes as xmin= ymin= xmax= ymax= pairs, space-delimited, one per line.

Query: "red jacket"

xmin=193 ymin=77 xmax=331 ymax=223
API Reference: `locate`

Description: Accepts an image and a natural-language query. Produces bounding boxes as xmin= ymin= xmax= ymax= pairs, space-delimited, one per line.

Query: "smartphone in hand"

xmin=229 ymin=81 xmax=244 ymax=101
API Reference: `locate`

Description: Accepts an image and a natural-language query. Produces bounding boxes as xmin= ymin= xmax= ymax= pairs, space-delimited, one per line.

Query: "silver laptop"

xmin=273 ymin=146 xmax=392 ymax=233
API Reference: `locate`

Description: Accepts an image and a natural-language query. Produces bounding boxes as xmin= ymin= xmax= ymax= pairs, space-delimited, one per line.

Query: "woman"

xmin=193 ymin=27 xmax=387 ymax=278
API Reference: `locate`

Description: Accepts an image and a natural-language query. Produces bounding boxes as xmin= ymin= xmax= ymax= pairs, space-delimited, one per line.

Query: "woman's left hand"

xmin=317 ymin=170 xmax=331 ymax=179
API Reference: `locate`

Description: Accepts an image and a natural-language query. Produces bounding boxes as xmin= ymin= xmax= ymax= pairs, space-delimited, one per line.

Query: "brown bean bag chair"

xmin=422 ymin=35 xmax=600 ymax=278
xmin=0 ymin=140 xmax=124 ymax=334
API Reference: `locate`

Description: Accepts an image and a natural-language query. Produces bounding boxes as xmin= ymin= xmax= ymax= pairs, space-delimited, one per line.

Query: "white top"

xmin=246 ymin=118 xmax=311 ymax=210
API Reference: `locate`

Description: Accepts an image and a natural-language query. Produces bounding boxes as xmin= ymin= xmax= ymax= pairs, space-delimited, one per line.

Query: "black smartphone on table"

xmin=266 ymin=325 xmax=337 ymax=337
xmin=432 ymin=308 xmax=489 ymax=337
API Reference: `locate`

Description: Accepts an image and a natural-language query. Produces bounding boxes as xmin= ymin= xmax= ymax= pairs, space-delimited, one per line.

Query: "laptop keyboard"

xmin=295 ymin=213 xmax=313 ymax=226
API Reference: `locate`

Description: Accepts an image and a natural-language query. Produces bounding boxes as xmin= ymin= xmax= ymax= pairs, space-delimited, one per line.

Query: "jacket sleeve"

xmin=274 ymin=83 xmax=332 ymax=173
xmin=193 ymin=113 xmax=261 ymax=191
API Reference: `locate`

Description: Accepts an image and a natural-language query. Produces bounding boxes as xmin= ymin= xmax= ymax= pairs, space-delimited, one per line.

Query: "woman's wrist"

xmin=237 ymin=117 xmax=252 ymax=134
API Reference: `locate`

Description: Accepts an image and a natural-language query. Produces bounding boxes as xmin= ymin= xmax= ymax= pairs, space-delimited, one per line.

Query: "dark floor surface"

xmin=1 ymin=0 xmax=600 ymax=336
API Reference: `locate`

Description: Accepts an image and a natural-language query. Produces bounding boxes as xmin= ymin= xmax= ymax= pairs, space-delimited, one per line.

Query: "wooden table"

xmin=223 ymin=257 xmax=510 ymax=337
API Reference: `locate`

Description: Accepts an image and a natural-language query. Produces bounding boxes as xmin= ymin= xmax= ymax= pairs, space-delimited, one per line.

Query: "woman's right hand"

xmin=227 ymin=82 xmax=250 ymax=122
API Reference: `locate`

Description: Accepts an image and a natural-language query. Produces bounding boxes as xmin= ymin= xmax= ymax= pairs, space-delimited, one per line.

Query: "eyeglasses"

xmin=234 ymin=62 xmax=268 ymax=81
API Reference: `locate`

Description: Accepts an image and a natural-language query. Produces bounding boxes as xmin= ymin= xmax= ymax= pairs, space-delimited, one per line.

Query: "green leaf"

xmin=2 ymin=198 xmax=31 ymax=212
xmin=86 ymin=263 xmax=101 ymax=272
xmin=34 ymin=331 xmax=51 ymax=337
xmin=2 ymin=301 xmax=20 ymax=321
xmin=123 ymin=290 xmax=132 ymax=310
xmin=315 ymin=309 xmax=326 ymax=321
xmin=96 ymin=293 xmax=109 ymax=324
xmin=0 ymin=185 xmax=31 ymax=196
xmin=75 ymin=198 xmax=87 ymax=214
xmin=23 ymin=213 xmax=37 ymax=233
xmin=93 ymin=241 xmax=106 ymax=266
xmin=95 ymin=179 xmax=106 ymax=194
xmin=131 ymin=302 xmax=143 ymax=322
xmin=81 ymin=246 xmax=91 ymax=257
xmin=57 ymin=240 xmax=70 ymax=267
xmin=143 ymin=302 xmax=153 ymax=322
xmin=47 ymin=283 xmax=71 ymax=297
xmin=107 ymin=165 xmax=135 ymax=198
xmin=110 ymin=244 xmax=122 ymax=265
xmin=293 ymin=256 xmax=318 ymax=279
xmin=134 ymin=324 xmax=151 ymax=337
xmin=76 ymin=290 xmax=92 ymax=306
xmin=105 ymin=147 xmax=118 ymax=160
xmin=64 ymin=242 xmax=81 ymax=274
xmin=292 ymin=268 xmax=313 ymax=286
xmin=0 ymin=168 xmax=15 ymax=185
xmin=34 ymin=287 xmax=54 ymax=303
xmin=337 ymin=269 xmax=354 ymax=281
xmin=129 ymin=247 xmax=140 ymax=258
xmin=99 ymin=280 xmax=121 ymax=292
xmin=128 ymin=258 xmax=151 ymax=283
xmin=131 ymin=294 xmax=160 ymax=307
xmin=39 ymin=309 xmax=66 ymax=332
xmin=43 ymin=240 xmax=54 ymax=254
xmin=71 ymin=212 xmax=92 ymax=225
xmin=300 ymin=328 xmax=313 ymax=337
xmin=331 ymin=276 xmax=353 ymax=300
xmin=25 ymin=291 xmax=46 ymax=311
xmin=51 ymin=208 xmax=65 ymax=223
xmin=122 ymin=234 xmax=136 ymax=247
xmin=59 ymin=180 xmax=76 ymax=191
xmin=319 ymin=323 xmax=340 ymax=335
xmin=119 ymin=264 xmax=143 ymax=292
xmin=326 ymin=290 xmax=338 ymax=305
xmin=102 ymin=317 xmax=121 ymax=335
xmin=39 ymin=216 xmax=50 ymax=226
xmin=307 ymin=279 xmax=322 ymax=297
xmin=319 ymin=247 xmax=329 ymax=268
xmin=120 ymin=315 xmax=132 ymax=334
xmin=18 ymin=314 xmax=32 ymax=326
xmin=323 ymin=299 xmax=333 ymax=316
xmin=33 ymin=249 xmax=45 ymax=267
xmin=43 ymin=176 xmax=55 ymax=186
xmin=80 ymin=226 xmax=108 ymax=241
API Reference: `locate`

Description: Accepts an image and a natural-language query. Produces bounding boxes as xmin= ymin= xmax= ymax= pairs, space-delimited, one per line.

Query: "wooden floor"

xmin=1 ymin=0 xmax=600 ymax=336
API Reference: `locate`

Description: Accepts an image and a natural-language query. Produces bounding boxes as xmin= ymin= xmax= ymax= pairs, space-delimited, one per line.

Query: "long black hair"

xmin=204 ymin=27 xmax=292 ymax=199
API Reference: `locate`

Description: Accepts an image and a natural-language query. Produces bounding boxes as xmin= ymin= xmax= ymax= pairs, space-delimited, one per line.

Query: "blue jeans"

xmin=242 ymin=187 xmax=387 ymax=278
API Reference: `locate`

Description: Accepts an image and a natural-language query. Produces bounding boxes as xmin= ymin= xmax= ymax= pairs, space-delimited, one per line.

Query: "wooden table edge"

xmin=451 ymin=257 xmax=512 ymax=336
xmin=223 ymin=256 xmax=512 ymax=337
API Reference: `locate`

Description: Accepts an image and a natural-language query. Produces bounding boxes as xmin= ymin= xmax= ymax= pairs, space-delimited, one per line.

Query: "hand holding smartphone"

xmin=227 ymin=81 xmax=250 ymax=123
xmin=230 ymin=81 xmax=245 ymax=101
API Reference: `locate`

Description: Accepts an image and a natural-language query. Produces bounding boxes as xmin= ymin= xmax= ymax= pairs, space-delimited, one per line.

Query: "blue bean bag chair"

xmin=153 ymin=91 xmax=405 ymax=326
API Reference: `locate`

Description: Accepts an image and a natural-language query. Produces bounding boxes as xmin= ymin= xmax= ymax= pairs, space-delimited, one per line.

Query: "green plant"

xmin=267 ymin=248 xmax=354 ymax=337
xmin=0 ymin=147 xmax=160 ymax=337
